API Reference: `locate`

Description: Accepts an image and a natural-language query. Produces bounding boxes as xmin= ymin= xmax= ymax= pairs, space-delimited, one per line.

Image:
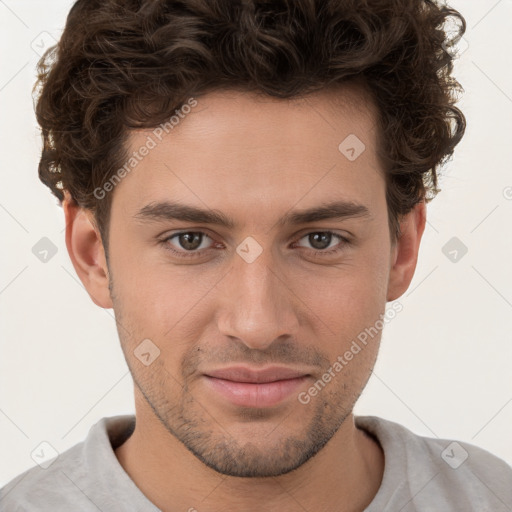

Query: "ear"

xmin=62 ymin=191 xmax=113 ymax=309
xmin=386 ymin=201 xmax=426 ymax=302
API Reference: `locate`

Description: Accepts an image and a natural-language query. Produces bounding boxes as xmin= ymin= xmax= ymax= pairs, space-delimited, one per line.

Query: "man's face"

xmin=106 ymin=87 xmax=396 ymax=477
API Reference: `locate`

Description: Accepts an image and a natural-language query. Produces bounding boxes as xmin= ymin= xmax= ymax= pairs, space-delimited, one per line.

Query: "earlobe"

xmin=63 ymin=192 xmax=113 ymax=309
xmin=386 ymin=201 xmax=427 ymax=302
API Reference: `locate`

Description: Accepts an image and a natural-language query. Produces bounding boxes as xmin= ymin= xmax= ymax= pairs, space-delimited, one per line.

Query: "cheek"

xmin=109 ymin=248 xmax=217 ymax=362
xmin=299 ymin=255 xmax=390 ymax=337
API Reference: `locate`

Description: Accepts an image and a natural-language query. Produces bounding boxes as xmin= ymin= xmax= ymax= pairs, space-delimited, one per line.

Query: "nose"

xmin=216 ymin=242 xmax=300 ymax=351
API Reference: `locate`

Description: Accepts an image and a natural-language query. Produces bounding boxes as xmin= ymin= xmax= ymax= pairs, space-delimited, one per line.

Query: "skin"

xmin=63 ymin=85 xmax=426 ymax=512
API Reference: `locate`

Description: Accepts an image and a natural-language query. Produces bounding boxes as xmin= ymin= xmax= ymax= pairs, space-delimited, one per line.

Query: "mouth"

xmin=202 ymin=366 xmax=311 ymax=408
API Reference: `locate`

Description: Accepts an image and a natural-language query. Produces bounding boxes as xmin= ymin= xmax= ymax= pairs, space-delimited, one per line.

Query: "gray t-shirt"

xmin=1 ymin=414 xmax=511 ymax=511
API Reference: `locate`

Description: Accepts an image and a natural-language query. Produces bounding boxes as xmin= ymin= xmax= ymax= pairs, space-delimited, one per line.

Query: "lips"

xmin=202 ymin=366 xmax=311 ymax=408
xmin=204 ymin=366 xmax=309 ymax=383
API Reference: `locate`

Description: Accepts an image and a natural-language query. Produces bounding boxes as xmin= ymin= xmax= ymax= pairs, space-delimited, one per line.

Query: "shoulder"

xmin=356 ymin=415 xmax=512 ymax=511
xmin=0 ymin=441 xmax=88 ymax=511
xmin=0 ymin=415 xmax=136 ymax=512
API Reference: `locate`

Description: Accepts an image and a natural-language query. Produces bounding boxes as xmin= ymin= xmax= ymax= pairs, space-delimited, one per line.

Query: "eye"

xmin=293 ymin=231 xmax=350 ymax=256
xmin=160 ymin=231 xmax=216 ymax=259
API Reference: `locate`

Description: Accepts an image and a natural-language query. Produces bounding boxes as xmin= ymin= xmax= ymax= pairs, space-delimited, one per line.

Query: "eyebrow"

xmin=133 ymin=199 xmax=371 ymax=228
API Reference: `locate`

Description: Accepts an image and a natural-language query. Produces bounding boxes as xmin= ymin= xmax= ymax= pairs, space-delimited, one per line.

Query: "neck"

xmin=115 ymin=398 xmax=384 ymax=512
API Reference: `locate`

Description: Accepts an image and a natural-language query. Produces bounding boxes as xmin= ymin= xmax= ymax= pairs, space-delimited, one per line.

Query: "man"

xmin=2 ymin=0 xmax=511 ymax=511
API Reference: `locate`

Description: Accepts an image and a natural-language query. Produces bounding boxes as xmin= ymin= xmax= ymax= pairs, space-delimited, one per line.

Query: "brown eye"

xmin=307 ymin=232 xmax=334 ymax=250
xmin=161 ymin=231 xmax=215 ymax=259
xmin=295 ymin=231 xmax=348 ymax=255
xmin=175 ymin=232 xmax=204 ymax=251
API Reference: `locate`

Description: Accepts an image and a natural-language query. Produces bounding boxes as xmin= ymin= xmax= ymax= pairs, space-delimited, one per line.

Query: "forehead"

xmin=111 ymin=86 xmax=384 ymax=222
xmin=158 ymin=85 xmax=377 ymax=151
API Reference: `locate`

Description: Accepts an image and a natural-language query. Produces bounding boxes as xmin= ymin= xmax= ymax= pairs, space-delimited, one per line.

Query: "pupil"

xmin=310 ymin=232 xmax=331 ymax=250
xmin=181 ymin=233 xmax=201 ymax=250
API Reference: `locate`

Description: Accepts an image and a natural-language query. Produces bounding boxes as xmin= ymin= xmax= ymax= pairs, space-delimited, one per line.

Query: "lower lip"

xmin=203 ymin=375 xmax=309 ymax=408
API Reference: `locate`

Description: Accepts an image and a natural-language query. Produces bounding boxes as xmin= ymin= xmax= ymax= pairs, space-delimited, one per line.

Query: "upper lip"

xmin=204 ymin=366 xmax=309 ymax=383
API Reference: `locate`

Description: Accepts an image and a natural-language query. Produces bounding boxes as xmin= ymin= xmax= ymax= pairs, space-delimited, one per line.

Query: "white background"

xmin=1 ymin=0 xmax=511 ymax=488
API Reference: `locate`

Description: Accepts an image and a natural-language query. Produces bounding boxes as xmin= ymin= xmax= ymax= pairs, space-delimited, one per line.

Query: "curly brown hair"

xmin=34 ymin=0 xmax=466 ymax=253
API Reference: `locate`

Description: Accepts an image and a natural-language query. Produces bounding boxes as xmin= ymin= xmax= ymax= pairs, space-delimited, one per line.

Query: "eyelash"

xmin=158 ymin=230 xmax=351 ymax=259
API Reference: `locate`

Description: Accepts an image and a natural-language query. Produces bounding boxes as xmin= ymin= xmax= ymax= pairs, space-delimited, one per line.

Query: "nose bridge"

xmin=217 ymin=239 xmax=298 ymax=349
